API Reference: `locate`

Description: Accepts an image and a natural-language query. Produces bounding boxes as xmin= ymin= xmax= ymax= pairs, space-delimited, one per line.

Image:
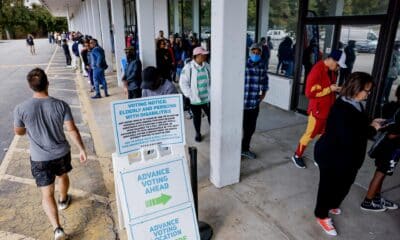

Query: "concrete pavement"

xmin=0 ymin=39 xmax=56 ymax=161
xmin=1 ymin=40 xmax=399 ymax=240
xmin=0 ymin=45 xmax=117 ymax=239
xmin=82 ymin=71 xmax=400 ymax=239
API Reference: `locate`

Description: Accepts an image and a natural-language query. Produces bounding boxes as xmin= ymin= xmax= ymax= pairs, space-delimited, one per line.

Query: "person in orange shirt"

xmin=292 ymin=50 xmax=346 ymax=168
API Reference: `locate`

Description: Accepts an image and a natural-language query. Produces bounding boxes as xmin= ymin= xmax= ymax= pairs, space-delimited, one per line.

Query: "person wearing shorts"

xmin=361 ymin=86 xmax=400 ymax=212
xmin=14 ymin=68 xmax=87 ymax=240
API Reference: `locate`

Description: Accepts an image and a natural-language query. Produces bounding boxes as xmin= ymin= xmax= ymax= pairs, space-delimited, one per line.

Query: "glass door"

xmin=296 ymin=24 xmax=336 ymax=113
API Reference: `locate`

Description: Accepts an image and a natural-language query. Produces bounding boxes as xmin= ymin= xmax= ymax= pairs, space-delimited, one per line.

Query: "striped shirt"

xmin=193 ymin=65 xmax=210 ymax=105
xmin=244 ymin=59 xmax=269 ymax=109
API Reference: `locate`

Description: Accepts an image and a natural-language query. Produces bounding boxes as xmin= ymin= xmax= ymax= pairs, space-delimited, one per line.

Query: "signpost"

xmin=111 ymin=94 xmax=200 ymax=240
xmin=111 ymin=95 xmax=185 ymax=156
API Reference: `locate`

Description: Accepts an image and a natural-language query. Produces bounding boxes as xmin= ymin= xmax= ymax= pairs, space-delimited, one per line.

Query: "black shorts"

xmin=30 ymin=152 xmax=72 ymax=187
xmin=375 ymin=157 xmax=399 ymax=176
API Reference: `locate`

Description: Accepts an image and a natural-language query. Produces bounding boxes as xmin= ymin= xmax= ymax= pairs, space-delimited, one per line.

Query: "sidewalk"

xmin=82 ymin=70 xmax=400 ymax=239
xmin=0 ymin=47 xmax=117 ymax=239
xmin=1 ymin=45 xmax=398 ymax=239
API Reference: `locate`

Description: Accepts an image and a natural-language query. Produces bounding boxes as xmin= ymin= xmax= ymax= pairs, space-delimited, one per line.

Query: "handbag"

xmin=368 ymin=131 xmax=388 ymax=158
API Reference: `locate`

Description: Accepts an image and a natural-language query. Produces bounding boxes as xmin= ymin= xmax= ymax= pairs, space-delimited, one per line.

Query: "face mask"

xmin=250 ymin=53 xmax=261 ymax=62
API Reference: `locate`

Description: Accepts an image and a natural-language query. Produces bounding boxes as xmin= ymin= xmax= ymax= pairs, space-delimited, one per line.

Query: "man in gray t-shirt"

xmin=13 ymin=68 xmax=87 ymax=240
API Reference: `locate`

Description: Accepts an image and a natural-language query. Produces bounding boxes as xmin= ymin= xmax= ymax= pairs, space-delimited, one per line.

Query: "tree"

xmin=0 ymin=1 xmax=67 ymax=39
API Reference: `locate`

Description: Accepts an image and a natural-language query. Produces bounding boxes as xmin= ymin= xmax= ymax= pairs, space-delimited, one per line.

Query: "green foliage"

xmin=0 ymin=1 xmax=68 ymax=39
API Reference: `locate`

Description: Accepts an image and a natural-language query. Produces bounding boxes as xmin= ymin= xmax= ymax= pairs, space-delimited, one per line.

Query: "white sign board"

xmin=116 ymin=156 xmax=200 ymax=240
xmin=111 ymin=94 xmax=185 ymax=156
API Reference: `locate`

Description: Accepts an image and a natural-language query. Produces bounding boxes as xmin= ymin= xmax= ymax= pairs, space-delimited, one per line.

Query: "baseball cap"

xmin=328 ymin=49 xmax=347 ymax=68
xmin=193 ymin=47 xmax=209 ymax=56
xmin=250 ymin=43 xmax=262 ymax=52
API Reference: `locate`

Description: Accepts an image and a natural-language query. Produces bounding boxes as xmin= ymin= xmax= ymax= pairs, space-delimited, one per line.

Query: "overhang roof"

xmin=40 ymin=0 xmax=81 ymax=17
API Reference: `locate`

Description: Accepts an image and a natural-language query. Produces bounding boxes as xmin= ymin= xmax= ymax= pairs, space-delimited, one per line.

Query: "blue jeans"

xmin=283 ymin=60 xmax=293 ymax=77
xmin=93 ymin=68 xmax=108 ymax=96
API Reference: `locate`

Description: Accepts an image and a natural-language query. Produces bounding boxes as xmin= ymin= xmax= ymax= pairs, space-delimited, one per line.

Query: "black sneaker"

xmin=360 ymin=199 xmax=386 ymax=212
xmin=54 ymin=227 xmax=66 ymax=240
xmin=91 ymin=94 xmax=101 ymax=99
xmin=58 ymin=194 xmax=71 ymax=210
xmin=195 ymin=133 xmax=202 ymax=142
xmin=374 ymin=196 xmax=398 ymax=210
xmin=241 ymin=150 xmax=257 ymax=159
xmin=291 ymin=154 xmax=306 ymax=169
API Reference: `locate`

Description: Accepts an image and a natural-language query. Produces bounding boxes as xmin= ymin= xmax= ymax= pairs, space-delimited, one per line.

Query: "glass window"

xmin=265 ymin=1 xmax=298 ymax=77
xmin=380 ymin=25 xmax=400 ymax=105
xmin=247 ymin=0 xmax=257 ymax=44
xmin=308 ymin=0 xmax=389 ymax=17
xmin=200 ymin=0 xmax=211 ymax=48
xmin=182 ymin=0 xmax=193 ymax=35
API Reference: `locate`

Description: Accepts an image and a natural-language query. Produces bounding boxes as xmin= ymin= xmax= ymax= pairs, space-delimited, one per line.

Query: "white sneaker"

xmin=329 ymin=208 xmax=342 ymax=215
xmin=58 ymin=194 xmax=71 ymax=210
xmin=54 ymin=227 xmax=66 ymax=240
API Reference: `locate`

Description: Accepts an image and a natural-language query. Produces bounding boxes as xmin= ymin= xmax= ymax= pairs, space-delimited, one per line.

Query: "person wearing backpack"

xmin=71 ymin=39 xmax=80 ymax=70
xmin=179 ymin=47 xmax=211 ymax=142
xmin=122 ymin=46 xmax=142 ymax=99
xmin=360 ymin=85 xmax=400 ymax=212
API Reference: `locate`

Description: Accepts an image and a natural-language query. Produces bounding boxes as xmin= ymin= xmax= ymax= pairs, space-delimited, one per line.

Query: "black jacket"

xmin=315 ymin=97 xmax=376 ymax=169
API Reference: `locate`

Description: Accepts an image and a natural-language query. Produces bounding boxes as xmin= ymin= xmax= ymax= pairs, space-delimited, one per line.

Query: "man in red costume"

xmin=292 ymin=49 xmax=346 ymax=168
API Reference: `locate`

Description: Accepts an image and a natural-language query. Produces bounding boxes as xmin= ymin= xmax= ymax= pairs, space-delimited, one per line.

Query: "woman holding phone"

xmin=313 ymin=72 xmax=383 ymax=236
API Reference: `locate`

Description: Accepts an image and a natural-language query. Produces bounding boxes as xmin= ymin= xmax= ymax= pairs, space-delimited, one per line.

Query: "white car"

xmin=267 ymin=30 xmax=288 ymax=40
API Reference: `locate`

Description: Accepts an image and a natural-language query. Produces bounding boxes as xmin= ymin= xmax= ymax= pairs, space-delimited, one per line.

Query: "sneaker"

xmin=54 ymin=227 xmax=66 ymax=240
xmin=195 ymin=133 xmax=202 ymax=142
xmin=58 ymin=194 xmax=71 ymax=210
xmin=360 ymin=199 xmax=386 ymax=212
xmin=316 ymin=218 xmax=337 ymax=236
xmin=91 ymin=94 xmax=101 ymax=99
xmin=105 ymin=93 xmax=110 ymax=97
xmin=241 ymin=150 xmax=257 ymax=159
xmin=374 ymin=196 xmax=398 ymax=210
xmin=291 ymin=154 xmax=306 ymax=169
xmin=329 ymin=208 xmax=342 ymax=215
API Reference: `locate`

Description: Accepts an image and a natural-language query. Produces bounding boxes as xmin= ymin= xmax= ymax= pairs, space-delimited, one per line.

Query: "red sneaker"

xmin=317 ymin=217 xmax=337 ymax=236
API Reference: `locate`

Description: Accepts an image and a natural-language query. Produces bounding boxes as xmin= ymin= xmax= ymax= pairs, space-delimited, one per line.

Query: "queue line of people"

xmin=60 ymin=28 xmax=399 ymax=238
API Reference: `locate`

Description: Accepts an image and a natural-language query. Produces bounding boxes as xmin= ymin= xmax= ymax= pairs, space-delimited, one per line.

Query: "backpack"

xmin=72 ymin=42 xmax=80 ymax=57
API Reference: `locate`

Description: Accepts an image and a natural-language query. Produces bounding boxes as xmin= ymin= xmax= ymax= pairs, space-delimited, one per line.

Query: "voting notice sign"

xmin=117 ymin=156 xmax=200 ymax=240
xmin=111 ymin=95 xmax=185 ymax=155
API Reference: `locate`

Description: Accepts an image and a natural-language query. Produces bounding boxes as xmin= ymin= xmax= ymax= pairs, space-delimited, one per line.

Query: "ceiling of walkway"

xmin=39 ymin=0 xmax=81 ymax=17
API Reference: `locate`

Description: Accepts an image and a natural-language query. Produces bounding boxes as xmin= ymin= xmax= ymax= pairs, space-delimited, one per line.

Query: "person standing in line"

xmin=339 ymin=40 xmax=356 ymax=86
xmin=313 ymin=72 xmax=382 ymax=236
xmin=360 ymin=85 xmax=400 ymax=212
xmin=61 ymin=39 xmax=72 ymax=67
xmin=90 ymin=39 xmax=109 ymax=98
xmin=122 ymin=46 xmax=142 ymax=99
xmin=81 ymin=39 xmax=94 ymax=91
xmin=14 ymin=68 xmax=87 ymax=240
xmin=141 ymin=66 xmax=178 ymax=97
xmin=259 ymin=37 xmax=271 ymax=70
xmin=292 ymin=50 xmax=346 ymax=168
xmin=179 ymin=47 xmax=211 ymax=142
xmin=26 ymin=34 xmax=36 ymax=55
xmin=241 ymin=43 xmax=269 ymax=159
xmin=156 ymin=39 xmax=174 ymax=82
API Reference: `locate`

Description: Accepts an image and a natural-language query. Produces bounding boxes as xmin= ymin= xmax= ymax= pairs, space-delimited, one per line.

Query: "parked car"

xmin=341 ymin=27 xmax=379 ymax=53
xmin=267 ymin=29 xmax=288 ymax=40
